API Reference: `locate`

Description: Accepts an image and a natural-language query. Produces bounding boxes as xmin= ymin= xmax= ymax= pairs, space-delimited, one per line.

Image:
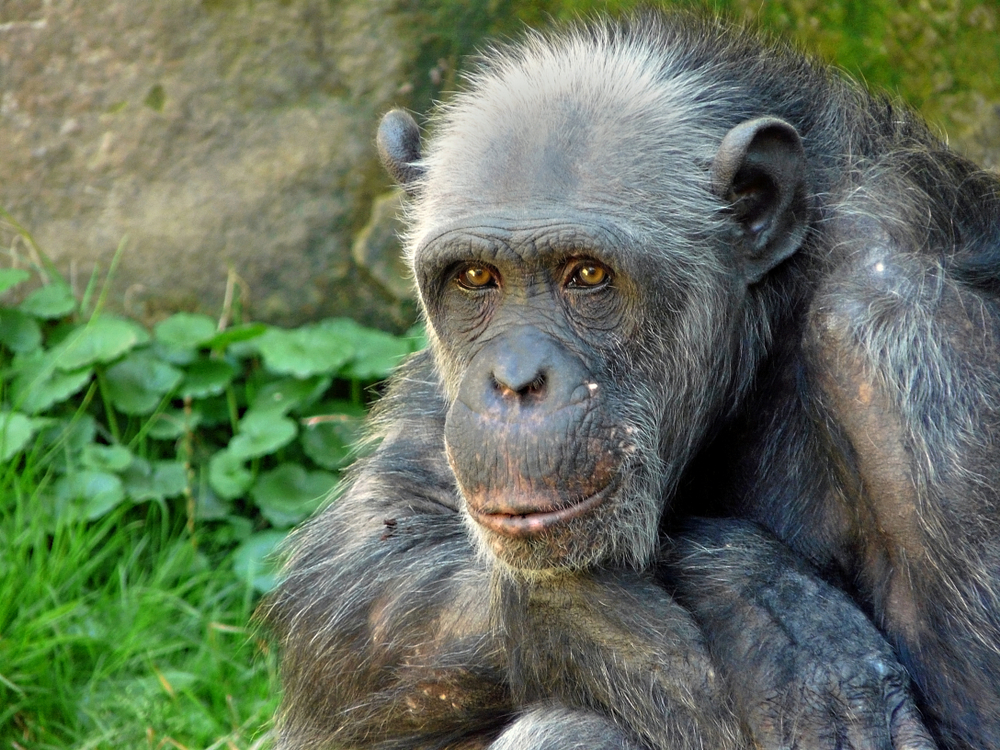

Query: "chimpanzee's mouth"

xmin=467 ymin=483 xmax=613 ymax=538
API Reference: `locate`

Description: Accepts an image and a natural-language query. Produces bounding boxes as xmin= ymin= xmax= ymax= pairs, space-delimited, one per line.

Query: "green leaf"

xmin=10 ymin=351 xmax=92 ymax=414
xmin=194 ymin=395 xmax=233 ymax=427
xmin=154 ymin=312 xmax=218 ymax=349
xmin=194 ymin=487 xmax=232 ymax=521
xmin=255 ymin=325 xmax=354 ymax=378
xmin=203 ymin=322 xmax=267 ymax=350
xmin=180 ymin=358 xmax=236 ymax=399
xmin=81 ymin=443 xmax=133 ymax=472
xmin=300 ymin=407 xmax=364 ymax=470
xmin=404 ymin=323 xmax=429 ymax=352
xmin=232 ymin=530 xmax=286 ymax=593
xmin=51 ymin=317 xmax=149 ymax=371
xmin=19 ymin=283 xmax=77 ymax=319
xmin=0 ymin=268 xmax=31 ymax=295
xmin=104 ymin=352 xmax=183 ymax=415
xmin=250 ymin=463 xmax=336 ymax=527
xmin=320 ymin=318 xmax=410 ymax=380
xmin=228 ymin=411 xmax=297 ymax=460
xmin=0 ymin=309 xmax=42 ymax=352
xmin=150 ymin=340 xmax=198 ymax=366
xmin=0 ymin=411 xmax=36 ymax=461
xmin=38 ymin=415 xmax=98 ymax=473
xmin=122 ymin=458 xmax=187 ymax=502
xmin=146 ymin=408 xmax=202 ymax=440
xmin=208 ymin=450 xmax=253 ymax=500
xmin=250 ymin=376 xmax=331 ymax=416
xmin=52 ymin=470 xmax=125 ymax=521
xmin=39 ymin=415 xmax=97 ymax=456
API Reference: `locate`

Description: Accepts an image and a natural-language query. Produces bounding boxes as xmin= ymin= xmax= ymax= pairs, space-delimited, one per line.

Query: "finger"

xmin=841 ymin=701 xmax=892 ymax=750
xmin=890 ymin=700 xmax=938 ymax=750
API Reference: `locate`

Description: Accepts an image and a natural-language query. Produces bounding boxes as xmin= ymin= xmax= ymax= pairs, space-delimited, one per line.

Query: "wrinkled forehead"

xmin=418 ymin=35 xmax=716 ymax=224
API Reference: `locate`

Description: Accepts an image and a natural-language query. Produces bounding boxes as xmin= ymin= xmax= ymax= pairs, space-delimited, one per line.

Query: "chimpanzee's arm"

xmin=261 ymin=349 xmax=932 ymax=749
xmin=494 ymin=569 xmax=747 ymax=750
xmin=669 ymin=519 xmax=937 ymax=750
xmin=259 ymin=351 xmax=516 ymax=749
xmin=800 ymin=225 xmax=1000 ymax=748
xmin=261 ymin=351 xmax=645 ymax=750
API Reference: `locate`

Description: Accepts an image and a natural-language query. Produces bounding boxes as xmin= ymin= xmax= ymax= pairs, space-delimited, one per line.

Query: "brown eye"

xmin=456 ymin=265 xmax=497 ymax=290
xmin=570 ymin=262 xmax=609 ymax=288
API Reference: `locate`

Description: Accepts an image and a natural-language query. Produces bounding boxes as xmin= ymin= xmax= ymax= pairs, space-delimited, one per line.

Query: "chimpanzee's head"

xmin=378 ymin=20 xmax=809 ymax=573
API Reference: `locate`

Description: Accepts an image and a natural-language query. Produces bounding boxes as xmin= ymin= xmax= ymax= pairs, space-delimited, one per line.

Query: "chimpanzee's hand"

xmin=669 ymin=519 xmax=937 ymax=750
xmin=494 ymin=568 xmax=748 ymax=750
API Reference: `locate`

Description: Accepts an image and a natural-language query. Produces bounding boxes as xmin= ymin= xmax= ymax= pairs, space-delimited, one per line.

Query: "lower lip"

xmin=469 ymin=487 xmax=609 ymax=538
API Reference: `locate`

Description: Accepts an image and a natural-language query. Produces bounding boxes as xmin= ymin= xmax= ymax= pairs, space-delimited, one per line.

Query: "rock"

xmin=352 ymin=190 xmax=413 ymax=303
xmin=0 ymin=0 xmax=425 ymax=329
xmin=4 ymin=0 xmax=994 ymax=336
xmin=948 ymin=94 xmax=1000 ymax=174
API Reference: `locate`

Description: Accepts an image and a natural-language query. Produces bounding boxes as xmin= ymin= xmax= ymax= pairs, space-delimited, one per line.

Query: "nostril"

xmin=492 ymin=375 xmax=514 ymax=401
xmin=492 ymin=371 xmax=547 ymax=402
xmin=524 ymin=373 xmax=547 ymax=398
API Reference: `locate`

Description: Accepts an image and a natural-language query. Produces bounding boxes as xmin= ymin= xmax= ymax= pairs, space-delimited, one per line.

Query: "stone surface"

xmin=352 ymin=190 xmax=413 ymax=303
xmin=949 ymin=95 xmax=1000 ymax=174
xmin=0 ymin=0 xmax=422 ymax=328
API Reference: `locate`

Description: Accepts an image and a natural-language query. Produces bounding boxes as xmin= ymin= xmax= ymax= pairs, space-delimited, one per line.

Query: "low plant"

xmin=0 ymin=213 xmax=423 ymax=747
xmin=0 ymin=236 xmax=422 ymax=577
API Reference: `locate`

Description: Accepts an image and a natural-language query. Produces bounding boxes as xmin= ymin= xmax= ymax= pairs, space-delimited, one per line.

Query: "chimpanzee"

xmin=260 ymin=11 xmax=1000 ymax=750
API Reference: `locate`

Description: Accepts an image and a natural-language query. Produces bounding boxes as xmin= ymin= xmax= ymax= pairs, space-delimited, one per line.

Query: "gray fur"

xmin=488 ymin=707 xmax=641 ymax=750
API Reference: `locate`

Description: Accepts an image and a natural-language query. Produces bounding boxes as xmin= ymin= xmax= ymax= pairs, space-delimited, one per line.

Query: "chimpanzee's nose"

xmin=458 ymin=328 xmax=591 ymax=415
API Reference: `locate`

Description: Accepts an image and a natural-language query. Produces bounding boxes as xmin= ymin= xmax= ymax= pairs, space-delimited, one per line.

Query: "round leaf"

xmin=81 ymin=444 xmax=133 ymax=472
xmin=255 ymin=325 xmax=354 ymax=378
xmin=11 ymin=351 xmax=93 ymax=414
xmin=195 ymin=395 xmax=234 ymax=427
xmin=208 ymin=450 xmax=253 ymax=500
xmin=251 ymin=376 xmax=331 ymax=416
xmin=250 ymin=463 xmax=336 ymax=527
xmin=52 ymin=317 xmax=149 ymax=370
xmin=228 ymin=411 xmax=297 ymax=460
xmin=54 ymin=470 xmax=125 ymax=521
xmin=0 ymin=310 xmax=42 ymax=352
xmin=180 ymin=359 xmax=236 ymax=399
xmin=146 ymin=409 xmax=202 ymax=440
xmin=300 ymin=411 xmax=364 ymax=470
xmin=0 ymin=268 xmax=31 ymax=295
xmin=203 ymin=322 xmax=267 ymax=350
xmin=154 ymin=312 xmax=218 ymax=349
xmin=194 ymin=487 xmax=232 ymax=521
xmin=232 ymin=530 xmax=286 ymax=593
xmin=122 ymin=458 xmax=187 ymax=502
xmin=320 ymin=318 xmax=410 ymax=380
xmin=0 ymin=411 xmax=36 ymax=461
xmin=150 ymin=340 xmax=198 ymax=365
xmin=39 ymin=415 xmax=97 ymax=456
xmin=404 ymin=323 xmax=429 ymax=352
xmin=104 ymin=352 xmax=183 ymax=415
xmin=37 ymin=415 xmax=97 ymax=474
xmin=19 ymin=283 xmax=77 ymax=319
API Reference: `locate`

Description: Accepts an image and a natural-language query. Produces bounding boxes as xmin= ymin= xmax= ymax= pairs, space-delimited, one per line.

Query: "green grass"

xmin=0 ymin=208 xmax=425 ymax=748
xmin=0 ymin=220 xmax=422 ymax=749
xmin=0 ymin=472 xmax=277 ymax=749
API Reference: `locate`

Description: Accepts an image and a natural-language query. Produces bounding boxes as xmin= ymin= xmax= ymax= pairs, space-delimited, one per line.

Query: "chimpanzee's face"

xmin=399 ymin=36 xmax=809 ymax=573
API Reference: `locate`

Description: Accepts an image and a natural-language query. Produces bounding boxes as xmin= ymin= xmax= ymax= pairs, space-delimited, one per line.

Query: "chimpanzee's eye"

xmin=456 ymin=265 xmax=498 ymax=290
xmin=568 ymin=261 xmax=610 ymax=288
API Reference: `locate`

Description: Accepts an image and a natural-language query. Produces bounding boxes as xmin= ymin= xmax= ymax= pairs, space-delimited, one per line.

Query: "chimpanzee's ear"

xmin=377 ymin=109 xmax=425 ymax=197
xmin=710 ymin=117 xmax=809 ymax=283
